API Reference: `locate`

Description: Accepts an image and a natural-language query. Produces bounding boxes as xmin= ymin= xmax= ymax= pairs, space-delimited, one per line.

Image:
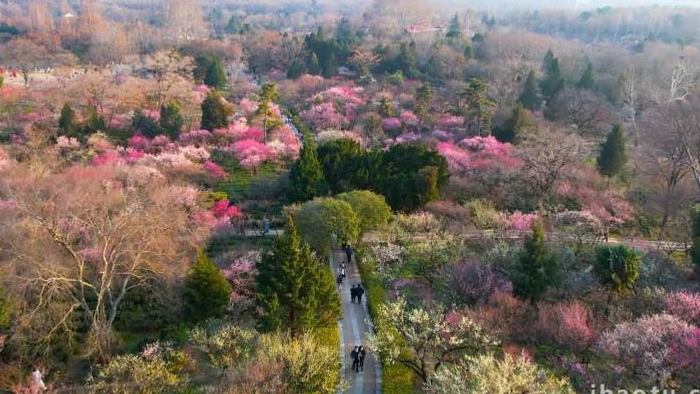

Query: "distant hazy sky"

xmin=437 ymin=0 xmax=700 ymax=8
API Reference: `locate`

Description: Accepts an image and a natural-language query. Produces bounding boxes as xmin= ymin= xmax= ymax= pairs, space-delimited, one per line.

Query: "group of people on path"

xmin=350 ymin=345 xmax=367 ymax=373
xmin=350 ymin=284 xmax=365 ymax=304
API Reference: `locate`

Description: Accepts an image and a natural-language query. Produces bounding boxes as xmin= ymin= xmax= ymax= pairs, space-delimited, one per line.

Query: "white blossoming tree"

xmin=425 ymin=353 xmax=574 ymax=394
xmin=367 ymin=297 xmax=498 ymax=383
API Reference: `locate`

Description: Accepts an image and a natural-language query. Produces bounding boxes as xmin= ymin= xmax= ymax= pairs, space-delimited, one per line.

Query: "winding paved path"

xmin=330 ymin=249 xmax=381 ymax=394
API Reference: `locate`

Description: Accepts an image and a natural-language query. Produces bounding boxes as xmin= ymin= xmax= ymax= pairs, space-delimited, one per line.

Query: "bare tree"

xmin=657 ymin=98 xmax=700 ymax=192
xmin=165 ymin=0 xmax=208 ymax=42
xmin=638 ymin=107 xmax=692 ymax=235
xmin=143 ymin=50 xmax=194 ymax=107
xmin=668 ymin=57 xmax=695 ymax=103
xmin=518 ymin=126 xmax=584 ymax=201
xmin=1 ymin=165 xmax=205 ymax=360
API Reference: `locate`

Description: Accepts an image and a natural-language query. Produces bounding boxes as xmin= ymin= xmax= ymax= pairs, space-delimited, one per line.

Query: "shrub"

xmin=593 ymin=245 xmax=640 ymax=296
xmin=476 ymin=291 xmax=532 ymax=342
xmin=535 ymin=301 xmax=597 ymax=351
xmin=189 ymin=320 xmax=256 ymax=370
xmin=442 ymin=260 xmax=512 ymax=306
xmin=254 ymin=332 xmax=342 ymax=394
xmin=426 ymin=353 xmax=574 ymax=394
xmin=92 ymin=342 xmax=192 ymax=392
xmin=597 ymin=314 xmax=694 ymax=382
xmin=664 ymin=291 xmax=700 ymax=325
xmin=464 ymin=199 xmax=501 ymax=229
xmin=668 ymin=327 xmax=700 ymax=386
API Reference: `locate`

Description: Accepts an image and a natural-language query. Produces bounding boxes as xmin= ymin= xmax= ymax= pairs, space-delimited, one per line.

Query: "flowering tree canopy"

xmin=368 ymin=297 xmax=498 ymax=383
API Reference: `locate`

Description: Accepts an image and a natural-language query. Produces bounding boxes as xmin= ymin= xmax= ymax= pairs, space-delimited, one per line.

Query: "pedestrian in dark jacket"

xmin=345 ymin=244 xmax=353 ymax=263
xmin=350 ymin=346 xmax=359 ymax=372
xmin=358 ymin=346 xmax=367 ymax=371
xmin=357 ymin=284 xmax=365 ymax=304
xmin=350 ymin=285 xmax=357 ymax=303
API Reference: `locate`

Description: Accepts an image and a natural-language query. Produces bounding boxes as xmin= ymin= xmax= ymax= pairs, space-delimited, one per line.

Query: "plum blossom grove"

xmin=1 ymin=3 xmax=700 ymax=392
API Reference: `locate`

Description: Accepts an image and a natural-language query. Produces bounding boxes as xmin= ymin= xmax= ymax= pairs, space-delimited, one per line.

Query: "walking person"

xmin=350 ymin=346 xmax=359 ymax=373
xmin=345 ymin=243 xmax=353 ymax=263
xmin=337 ymin=273 xmax=344 ymax=286
xmin=356 ymin=284 xmax=365 ymax=305
xmin=358 ymin=346 xmax=367 ymax=372
xmin=350 ymin=284 xmax=357 ymax=303
xmin=32 ymin=366 xmax=47 ymax=391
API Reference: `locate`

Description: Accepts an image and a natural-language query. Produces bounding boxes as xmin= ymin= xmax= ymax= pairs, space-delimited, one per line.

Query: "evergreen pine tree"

xmin=193 ymin=55 xmax=213 ymax=82
xmin=204 ymin=57 xmax=228 ymax=90
xmin=289 ymin=132 xmax=327 ymax=202
xmin=540 ymin=57 xmax=564 ymax=101
xmin=183 ymin=250 xmax=232 ymax=323
xmin=512 ymin=222 xmax=561 ymax=301
xmin=132 ymin=109 xmax=161 ymax=138
xmin=446 ymin=13 xmax=462 ymax=42
xmin=322 ymin=53 xmax=338 ymax=79
xmin=307 ymin=53 xmax=321 ymax=75
xmin=58 ymin=103 xmax=77 ymax=138
xmin=597 ymin=124 xmax=627 ymax=177
xmin=396 ymin=42 xmax=419 ymax=78
xmin=577 ymin=62 xmax=595 ymax=90
xmin=415 ymin=83 xmax=434 ymax=131
xmin=0 ymin=284 xmax=11 ymax=331
xmin=201 ymin=91 xmax=231 ymax=131
xmin=518 ymin=70 xmax=540 ymax=110
xmin=160 ymin=101 xmax=184 ymax=140
xmin=542 ymin=49 xmax=555 ymax=72
xmin=690 ymin=204 xmax=700 ymax=275
xmin=257 ymin=83 xmax=280 ymax=139
xmin=256 ymin=217 xmax=340 ymax=335
xmin=460 ymin=78 xmax=496 ymax=136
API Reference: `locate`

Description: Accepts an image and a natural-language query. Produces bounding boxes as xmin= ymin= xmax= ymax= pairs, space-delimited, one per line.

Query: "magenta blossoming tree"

xmin=203 ymin=160 xmax=228 ymax=179
xmin=229 ymin=139 xmax=275 ymax=171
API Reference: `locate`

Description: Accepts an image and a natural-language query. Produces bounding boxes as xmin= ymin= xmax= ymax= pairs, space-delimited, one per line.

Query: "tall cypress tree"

xmin=160 ymin=101 xmax=184 ymax=140
xmin=446 ymin=13 xmax=462 ymax=42
xmin=257 ymin=83 xmax=280 ymax=139
xmin=512 ymin=222 xmax=561 ymax=301
xmin=201 ymin=91 xmax=231 ymax=131
xmin=577 ymin=62 xmax=595 ymax=90
xmin=256 ymin=217 xmax=340 ymax=335
xmin=58 ymin=103 xmax=77 ymax=138
xmin=289 ymin=132 xmax=326 ymax=202
xmin=542 ymin=49 xmax=555 ymax=72
xmin=415 ymin=83 xmax=434 ymax=132
xmin=460 ymin=78 xmax=496 ymax=136
xmin=597 ymin=124 xmax=627 ymax=177
xmin=518 ymin=70 xmax=540 ymax=110
xmin=183 ymin=250 xmax=232 ymax=323
xmin=540 ymin=57 xmax=564 ymax=101
xmin=203 ymin=57 xmax=228 ymax=90
xmin=690 ymin=204 xmax=700 ymax=275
